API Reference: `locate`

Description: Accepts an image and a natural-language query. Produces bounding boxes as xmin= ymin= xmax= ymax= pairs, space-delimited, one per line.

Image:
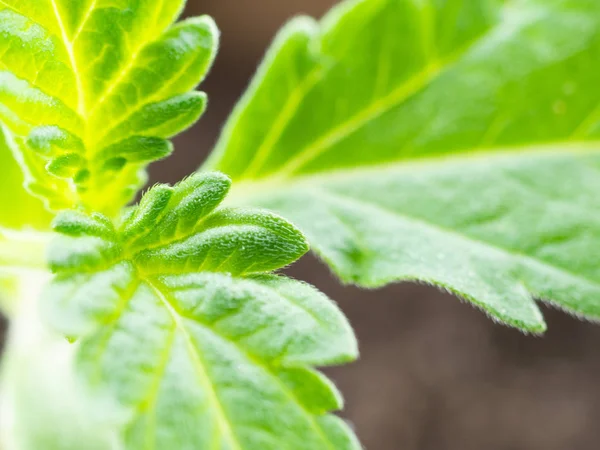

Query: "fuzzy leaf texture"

xmin=44 ymin=172 xmax=360 ymax=450
xmin=0 ymin=0 xmax=218 ymax=215
xmin=206 ymin=0 xmax=600 ymax=332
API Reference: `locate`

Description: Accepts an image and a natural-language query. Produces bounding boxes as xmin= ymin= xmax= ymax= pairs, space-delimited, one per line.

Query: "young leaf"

xmin=206 ymin=0 xmax=600 ymax=332
xmin=0 ymin=1 xmax=218 ymax=215
xmin=45 ymin=172 xmax=360 ymax=450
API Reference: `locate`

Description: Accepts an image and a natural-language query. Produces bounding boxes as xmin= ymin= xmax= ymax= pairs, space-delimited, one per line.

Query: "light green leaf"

xmin=0 ymin=128 xmax=52 ymax=230
xmin=1 ymin=297 xmax=123 ymax=450
xmin=45 ymin=172 xmax=360 ymax=450
xmin=0 ymin=1 xmax=218 ymax=215
xmin=207 ymin=0 xmax=600 ymax=332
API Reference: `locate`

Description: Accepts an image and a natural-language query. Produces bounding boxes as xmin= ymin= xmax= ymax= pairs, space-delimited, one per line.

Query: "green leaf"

xmin=45 ymin=172 xmax=360 ymax=450
xmin=206 ymin=0 xmax=600 ymax=332
xmin=0 ymin=1 xmax=218 ymax=215
xmin=0 ymin=128 xmax=52 ymax=230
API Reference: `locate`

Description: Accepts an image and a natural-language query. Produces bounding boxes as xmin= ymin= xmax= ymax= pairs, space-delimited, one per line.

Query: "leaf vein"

xmin=317 ymin=187 xmax=600 ymax=294
xmin=49 ymin=0 xmax=86 ymax=115
xmin=151 ymin=276 xmax=338 ymax=449
xmin=270 ymin=12 xmax=505 ymax=178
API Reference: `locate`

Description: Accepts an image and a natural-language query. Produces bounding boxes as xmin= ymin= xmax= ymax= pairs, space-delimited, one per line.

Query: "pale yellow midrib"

xmin=150 ymin=281 xmax=244 ymax=450
xmin=272 ymin=60 xmax=443 ymax=178
xmin=87 ymin=0 xmax=169 ymax=122
xmin=71 ymin=0 xmax=97 ymax=43
xmin=49 ymin=0 xmax=87 ymax=116
xmin=240 ymin=2 xmax=544 ymax=181
xmin=146 ymin=278 xmax=340 ymax=450
xmin=227 ymin=142 xmax=600 ymax=202
xmin=242 ymin=67 xmax=323 ymax=178
xmin=260 ymin=16 xmax=497 ymax=179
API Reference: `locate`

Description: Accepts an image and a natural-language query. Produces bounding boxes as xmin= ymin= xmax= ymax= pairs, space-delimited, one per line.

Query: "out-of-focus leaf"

xmin=208 ymin=0 xmax=600 ymax=332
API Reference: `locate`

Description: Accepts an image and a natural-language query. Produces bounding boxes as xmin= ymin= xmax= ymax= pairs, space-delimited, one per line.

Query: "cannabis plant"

xmin=1 ymin=0 xmax=599 ymax=448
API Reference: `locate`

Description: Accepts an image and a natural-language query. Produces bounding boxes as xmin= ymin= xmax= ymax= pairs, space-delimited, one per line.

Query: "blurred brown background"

xmin=159 ymin=2 xmax=600 ymax=449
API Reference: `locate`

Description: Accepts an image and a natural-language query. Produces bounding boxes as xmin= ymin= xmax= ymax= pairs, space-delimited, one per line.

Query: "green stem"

xmin=0 ymin=229 xmax=51 ymax=316
xmin=0 ymin=229 xmax=50 ymax=271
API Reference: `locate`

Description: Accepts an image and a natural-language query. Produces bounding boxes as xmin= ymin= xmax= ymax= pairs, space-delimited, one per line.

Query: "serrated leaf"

xmin=45 ymin=172 xmax=360 ymax=450
xmin=0 ymin=1 xmax=218 ymax=214
xmin=206 ymin=0 xmax=600 ymax=332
